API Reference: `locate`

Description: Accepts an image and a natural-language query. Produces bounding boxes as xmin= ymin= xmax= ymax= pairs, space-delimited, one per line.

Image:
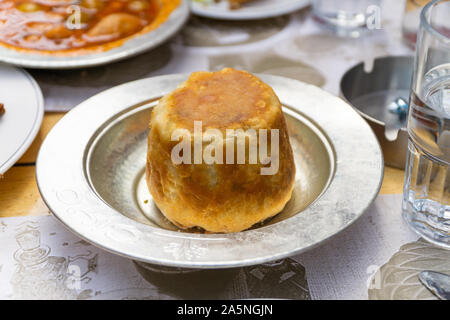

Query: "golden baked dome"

xmin=146 ymin=68 xmax=295 ymax=233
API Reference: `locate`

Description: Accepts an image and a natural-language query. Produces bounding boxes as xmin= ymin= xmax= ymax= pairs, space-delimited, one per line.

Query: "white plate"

xmin=190 ymin=0 xmax=310 ymax=20
xmin=0 ymin=64 xmax=44 ymax=174
xmin=0 ymin=1 xmax=189 ymax=69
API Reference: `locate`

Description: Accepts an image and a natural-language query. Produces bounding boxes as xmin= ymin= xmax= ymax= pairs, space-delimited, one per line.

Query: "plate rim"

xmin=190 ymin=0 xmax=310 ymax=20
xmin=36 ymin=73 xmax=384 ymax=268
xmin=0 ymin=65 xmax=44 ymax=174
xmin=0 ymin=0 xmax=190 ymax=69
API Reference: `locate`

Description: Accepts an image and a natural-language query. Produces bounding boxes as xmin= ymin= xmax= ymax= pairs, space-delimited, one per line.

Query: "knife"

xmin=419 ymin=271 xmax=450 ymax=300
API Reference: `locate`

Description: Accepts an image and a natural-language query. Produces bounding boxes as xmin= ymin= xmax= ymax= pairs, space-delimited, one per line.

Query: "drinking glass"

xmin=312 ymin=0 xmax=381 ymax=37
xmin=403 ymin=0 xmax=450 ymax=247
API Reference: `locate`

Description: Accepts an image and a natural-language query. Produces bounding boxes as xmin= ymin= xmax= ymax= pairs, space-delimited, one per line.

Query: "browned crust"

xmin=146 ymin=68 xmax=296 ymax=233
xmin=168 ymin=69 xmax=278 ymax=131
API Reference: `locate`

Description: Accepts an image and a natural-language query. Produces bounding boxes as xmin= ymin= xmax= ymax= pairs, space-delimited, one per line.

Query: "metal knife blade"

xmin=419 ymin=271 xmax=450 ymax=300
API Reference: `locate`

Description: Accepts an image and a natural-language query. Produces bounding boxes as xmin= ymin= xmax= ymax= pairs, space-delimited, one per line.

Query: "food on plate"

xmin=86 ymin=13 xmax=142 ymax=37
xmin=193 ymin=0 xmax=256 ymax=10
xmin=0 ymin=103 xmax=4 ymax=116
xmin=146 ymin=68 xmax=296 ymax=233
xmin=0 ymin=0 xmax=180 ymax=54
xmin=228 ymin=0 xmax=255 ymax=9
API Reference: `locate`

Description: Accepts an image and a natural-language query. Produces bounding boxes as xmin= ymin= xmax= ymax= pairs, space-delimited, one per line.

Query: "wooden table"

xmin=0 ymin=112 xmax=406 ymax=218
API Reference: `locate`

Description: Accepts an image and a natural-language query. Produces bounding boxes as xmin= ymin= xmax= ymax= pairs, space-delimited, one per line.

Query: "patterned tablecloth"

xmin=1 ymin=194 xmax=449 ymax=300
xmin=2 ymin=0 xmax=448 ymax=300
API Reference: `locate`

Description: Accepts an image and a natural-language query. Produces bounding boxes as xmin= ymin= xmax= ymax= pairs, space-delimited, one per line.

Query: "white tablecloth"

xmin=2 ymin=194 xmax=449 ymax=300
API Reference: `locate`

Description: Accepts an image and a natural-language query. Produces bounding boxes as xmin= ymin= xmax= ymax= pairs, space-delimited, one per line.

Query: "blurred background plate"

xmin=190 ymin=0 xmax=310 ymax=20
xmin=0 ymin=64 xmax=44 ymax=174
xmin=0 ymin=0 xmax=189 ymax=69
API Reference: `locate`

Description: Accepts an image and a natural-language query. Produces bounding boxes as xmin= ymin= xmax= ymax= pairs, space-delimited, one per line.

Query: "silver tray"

xmin=36 ymin=74 xmax=383 ymax=269
xmin=0 ymin=1 xmax=189 ymax=69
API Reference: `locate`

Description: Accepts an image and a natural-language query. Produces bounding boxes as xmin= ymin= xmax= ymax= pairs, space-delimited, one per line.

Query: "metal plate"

xmin=85 ymin=102 xmax=333 ymax=231
xmin=36 ymin=74 xmax=383 ymax=269
xmin=0 ymin=1 xmax=189 ymax=69
xmin=0 ymin=63 xmax=44 ymax=174
xmin=190 ymin=0 xmax=310 ymax=21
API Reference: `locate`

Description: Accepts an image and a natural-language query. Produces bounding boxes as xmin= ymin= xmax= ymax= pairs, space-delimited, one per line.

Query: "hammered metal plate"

xmin=0 ymin=1 xmax=189 ymax=69
xmin=85 ymin=103 xmax=333 ymax=231
xmin=36 ymin=74 xmax=383 ymax=268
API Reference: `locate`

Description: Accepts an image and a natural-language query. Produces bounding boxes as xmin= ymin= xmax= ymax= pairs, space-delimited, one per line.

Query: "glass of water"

xmin=403 ymin=0 xmax=450 ymax=247
xmin=312 ymin=0 xmax=381 ymax=37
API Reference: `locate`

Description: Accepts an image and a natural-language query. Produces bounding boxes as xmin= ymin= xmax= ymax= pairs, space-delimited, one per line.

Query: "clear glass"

xmin=403 ymin=0 xmax=450 ymax=247
xmin=312 ymin=0 xmax=381 ymax=38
